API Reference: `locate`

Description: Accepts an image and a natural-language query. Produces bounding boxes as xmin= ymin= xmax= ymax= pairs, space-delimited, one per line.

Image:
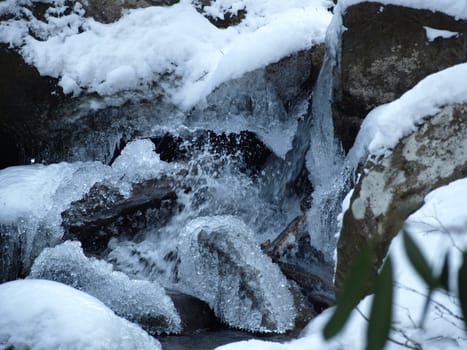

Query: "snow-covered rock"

xmin=0 ymin=279 xmax=162 ymax=350
xmin=29 ymin=240 xmax=182 ymax=335
xmin=335 ymin=62 xmax=467 ymax=289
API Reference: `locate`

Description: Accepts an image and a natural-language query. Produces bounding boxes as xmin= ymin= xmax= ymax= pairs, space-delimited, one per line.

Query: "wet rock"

xmin=336 ymin=103 xmax=467 ymax=291
xmin=333 ymin=3 xmax=467 ymax=151
xmin=29 ymin=240 xmax=182 ymax=335
xmin=262 ymin=216 xmax=335 ymax=314
xmin=176 ymin=216 xmax=300 ymax=333
xmin=62 ymin=178 xmax=177 ymax=254
xmin=168 ymin=290 xmax=223 ymax=334
xmin=151 ymin=130 xmax=273 ymax=174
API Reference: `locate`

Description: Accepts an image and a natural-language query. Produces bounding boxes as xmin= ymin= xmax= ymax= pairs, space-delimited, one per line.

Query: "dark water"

xmin=159 ymin=329 xmax=291 ymax=350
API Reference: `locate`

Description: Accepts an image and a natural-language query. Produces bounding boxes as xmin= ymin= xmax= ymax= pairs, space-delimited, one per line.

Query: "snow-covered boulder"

xmin=176 ymin=216 xmax=299 ymax=333
xmin=29 ymin=240 xmax=182 ymax=335
xmin=331 ymin=1 xmax=467 ymax=151
xmin=335 ymin=62 xmax=467 ymax=290
xmin=0 ymin=0 xmax=331 ymax=166
xmin=0 ymin=279 xmax=162 ymax=350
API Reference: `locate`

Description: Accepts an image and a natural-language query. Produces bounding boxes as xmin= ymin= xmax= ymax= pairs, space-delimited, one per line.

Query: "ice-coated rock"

xmin=176 ymin=216 xmax=298 ymax=333
xmin=0 ymin=161 xmax=112 ymax=281
xmin=0 ymin=279 xmax=162 ymax=350
xmin=29 ymin=240 xmax=182 ymax=335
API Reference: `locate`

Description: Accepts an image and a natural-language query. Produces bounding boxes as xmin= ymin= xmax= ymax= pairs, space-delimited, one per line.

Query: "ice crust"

xmin=0 ymin=279 xmax=162 ymax=350
xmin=176 ymin=215 xmax=297 ymax=333
xmin=29 ymin=240 xmax=182 ymax=335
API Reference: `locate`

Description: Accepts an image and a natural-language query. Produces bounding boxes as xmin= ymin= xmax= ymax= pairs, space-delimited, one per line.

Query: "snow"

xmin=336 ymin=0 xmax=467 ymax=20
xmin=30 ymin=240 xmax=182 ymax=335
xmin=424 ymin=26 xmax=459 ymax=41
xmin=215 ymin=178 xmax=467 ymax=350
xmin=347 ymin=63 xmax=467 ymax=164
xmin=0 ymin=0 xmax=332 ymax=108
xmin=0 ymin=279 xmax=162 ymax=350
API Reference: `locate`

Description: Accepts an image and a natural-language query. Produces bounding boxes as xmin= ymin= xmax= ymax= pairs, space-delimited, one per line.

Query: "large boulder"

xmin=29 ymin=240 xmax=182 ymax=335
xmin=335 ymin=103 xmax=467 ymax=291
xmin=333 ymin=2 xmax=467 ymax=151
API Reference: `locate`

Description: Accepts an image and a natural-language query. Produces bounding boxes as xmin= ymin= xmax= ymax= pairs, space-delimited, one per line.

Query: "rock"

xmin=335 ymin=103 xmax=467 ymax=291
xmin=30 ymin=240 xmax=182 ymax=335
xmin=333 ymin=3 xmax=467 ymax=151
xmin=175 ymin=216 xmax=300 ymax=333
xmin=151 ymin=130 xmax=273 ymax=174
xmin=81 ymin=0 xmax=180 ymax=23
xmin=62 ymin=178 xmax=177 ymax=254
xmin=262 ymin=216 xmax=335 ymax=314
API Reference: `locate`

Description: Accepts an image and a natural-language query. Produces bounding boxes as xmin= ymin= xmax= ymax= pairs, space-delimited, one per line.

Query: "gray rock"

xmin=333 ymin=2 xmax=467 ymax=151
xmin=335 ymin=103 xmax=467 ymax=291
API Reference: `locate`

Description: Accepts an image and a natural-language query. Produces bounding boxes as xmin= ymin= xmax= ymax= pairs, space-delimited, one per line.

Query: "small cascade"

xmin=305 ymin=44 xmax=352 ymax=262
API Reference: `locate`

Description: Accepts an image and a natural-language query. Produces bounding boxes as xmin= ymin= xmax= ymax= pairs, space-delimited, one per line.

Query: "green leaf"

xmin=438 ymin=252 xmax=450 ymax=292
xmin=323 ymin=246 xmax=372 ymax=339
xmin=457 ymin=251 xmax=467 ymax=330
xmin=403 ymin=231 xmax=435 ymax=288
xmin=366 ymin=256 xmax=393 ymax=350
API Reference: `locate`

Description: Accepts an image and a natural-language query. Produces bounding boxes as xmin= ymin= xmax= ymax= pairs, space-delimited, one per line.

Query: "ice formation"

xmin=0 ymin=279 xmax=162 ymax=350
xmin=29 ymin=240 xmax=182 ymax=335
xmin=176 ymin=215 xmax=297 ymax=333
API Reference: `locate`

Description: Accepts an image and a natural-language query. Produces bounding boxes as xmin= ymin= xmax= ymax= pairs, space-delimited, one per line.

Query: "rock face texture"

xmin=333 ymin=2 xmax=467 ymax=151
xmin=335 ymin=103 xmax=467 ymax=291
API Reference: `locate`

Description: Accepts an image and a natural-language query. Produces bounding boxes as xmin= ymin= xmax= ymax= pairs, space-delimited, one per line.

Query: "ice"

xmin=0 ymin=161 xmax=112 ymax=279
xmin=176 ymin=215 xmax=297 ymax=333
xmin=112 ymin=139 xmax=167 ymax=184
xmin=0 ymin=279 xmax=162 ymax=350
xmin=29 ymin=240 xmax=182 ymax=335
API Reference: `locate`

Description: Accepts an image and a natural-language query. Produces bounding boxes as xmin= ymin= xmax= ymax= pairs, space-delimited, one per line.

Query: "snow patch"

xmin=423 ymin=26 xmax=459 ymax=42
xmin=0 ymin=279 xmax=162 ymax=350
